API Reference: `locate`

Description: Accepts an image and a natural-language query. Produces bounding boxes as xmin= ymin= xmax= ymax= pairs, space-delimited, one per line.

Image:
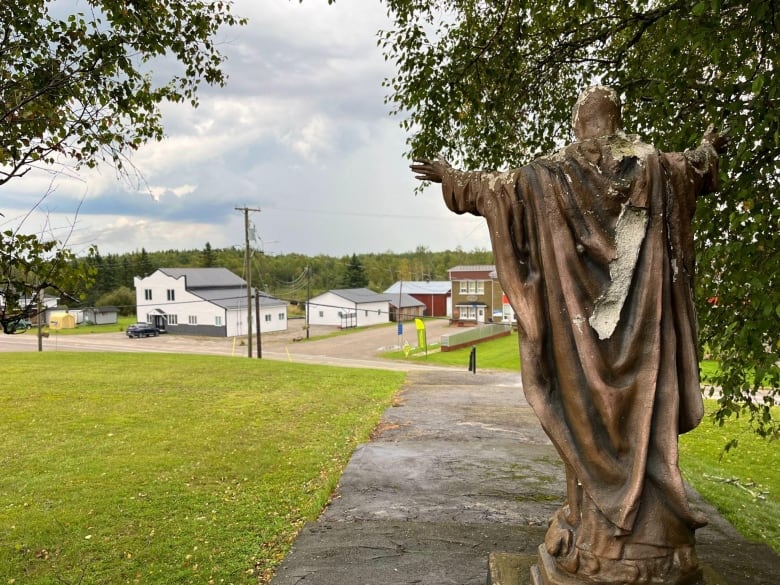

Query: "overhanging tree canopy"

xmin=381 ymin=0 xmax=779 ymax=440
xmin=0 ymin=0 xmax=245 ymax=333
xmin=1 ymin=0 xmax=245 ymax=182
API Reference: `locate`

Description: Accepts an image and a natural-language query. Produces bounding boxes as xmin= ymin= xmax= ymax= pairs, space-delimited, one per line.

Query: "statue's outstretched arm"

xmin=678 ymin=124 xmax=728 ymax=196
xmin=410 ymin=158 xmax=452 ymax=184
xmin=701 ymin=124 xmax=730 ymax=154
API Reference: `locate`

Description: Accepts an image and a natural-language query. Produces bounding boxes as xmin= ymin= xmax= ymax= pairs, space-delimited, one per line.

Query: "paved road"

xmin=0 ymin=319 xmax=463 ymax=371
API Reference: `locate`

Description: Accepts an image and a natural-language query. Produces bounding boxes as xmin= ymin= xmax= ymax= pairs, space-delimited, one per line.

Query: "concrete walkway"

xmin=270 ymin=370 xmax=780 ymax=585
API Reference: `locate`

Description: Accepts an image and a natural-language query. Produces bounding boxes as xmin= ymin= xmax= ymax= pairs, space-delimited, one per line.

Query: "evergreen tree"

xmin=342 ymin=254 xmax=369 ymax=288
xmin=202 ymin=242 xmax=215 ymax=267
xmin=136 ymin=248 xmax=154 ymax=278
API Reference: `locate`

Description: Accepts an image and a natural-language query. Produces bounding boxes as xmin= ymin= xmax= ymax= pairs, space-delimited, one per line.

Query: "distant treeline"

xmin=76 ymin=244 xmax=494 ymax=312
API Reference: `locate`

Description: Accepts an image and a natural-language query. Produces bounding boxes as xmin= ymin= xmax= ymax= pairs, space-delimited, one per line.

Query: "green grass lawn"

xmin=386 ymin=331 xmax=522 ymax=370
xmin=680 ymin=401 xmax=780 ymax=552
xmin=389 ymin=333 xmax=724 ymax=380
xmin=0 ymin=353 xmax=405 ymax=584
xmin=20 ymin=316 xmax=136 ymax=336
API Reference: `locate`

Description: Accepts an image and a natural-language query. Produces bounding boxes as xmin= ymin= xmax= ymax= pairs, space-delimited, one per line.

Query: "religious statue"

xmin=411 ymin=86 xmax=728 ymax=585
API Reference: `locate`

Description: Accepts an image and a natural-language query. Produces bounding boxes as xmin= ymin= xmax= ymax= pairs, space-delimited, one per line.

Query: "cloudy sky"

xmin=2 ymin=0 xmax=492 ymax=258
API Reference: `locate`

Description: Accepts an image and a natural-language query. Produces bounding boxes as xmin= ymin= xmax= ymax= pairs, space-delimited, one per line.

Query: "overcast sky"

xmin=2 ymin=0 xmax=492 ymax=258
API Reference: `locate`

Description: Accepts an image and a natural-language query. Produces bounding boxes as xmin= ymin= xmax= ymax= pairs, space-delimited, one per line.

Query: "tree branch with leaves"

xmin=381 ymin=0 xmax=779 ymax=441
xmin=1 ymin=0 xmax=246 ymax=335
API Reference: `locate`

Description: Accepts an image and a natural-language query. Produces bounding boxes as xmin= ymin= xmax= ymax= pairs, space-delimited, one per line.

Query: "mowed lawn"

xmin=679 ymin=400 xmax=780 ymax=551
xmin=386 ymin=331 xmax=521 ymax=370
xmin=0 ymin=353 xmax=405 ymax=585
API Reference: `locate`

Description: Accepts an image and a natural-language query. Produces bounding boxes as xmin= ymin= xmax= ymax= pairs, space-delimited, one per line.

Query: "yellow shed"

xmin=49 ymin=313 xmax=76 ymax=330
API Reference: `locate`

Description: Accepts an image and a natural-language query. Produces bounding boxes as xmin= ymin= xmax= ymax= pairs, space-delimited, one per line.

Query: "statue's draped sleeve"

xmin=439 ymin=139 xmax=718 ymax=538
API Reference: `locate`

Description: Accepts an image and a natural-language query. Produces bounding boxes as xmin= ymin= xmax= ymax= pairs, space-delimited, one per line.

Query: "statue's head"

xmin=572 ymin=86 xmax=622 ymax=140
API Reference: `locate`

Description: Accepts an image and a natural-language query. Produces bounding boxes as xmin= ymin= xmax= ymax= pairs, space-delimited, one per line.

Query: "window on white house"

xmin=215 ymin=316 xmax=223 ymax=326
xmin=144 ymin=289 xmax=152 ymax=300
xmin=319 ymin=310 xmax=324 ymax=318
xmin=265 ymin=314 xmax=271 ymax=322
xmin=188 ymin=315 xmax=197 ymax=325
xmin=278 ymin=313 xmax=285 ymax=320
xmin=167 ymin=289 xmax=175 ymax=301
xmin=167 ymin=314 xmax=178 ymax=325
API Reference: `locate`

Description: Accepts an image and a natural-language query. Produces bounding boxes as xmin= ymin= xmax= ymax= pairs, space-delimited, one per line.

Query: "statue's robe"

xmin=440 ymin=135 xmax=719 ymax=561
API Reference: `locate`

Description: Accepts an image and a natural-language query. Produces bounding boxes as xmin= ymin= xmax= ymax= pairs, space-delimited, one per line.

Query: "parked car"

xmin=126 ymin=323 xmax=160 ymax=338
xmin=12 ymin=319 xmax=32 ymax=332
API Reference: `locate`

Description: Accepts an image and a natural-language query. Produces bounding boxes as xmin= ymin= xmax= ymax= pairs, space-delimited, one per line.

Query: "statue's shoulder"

xmin=535 ymin=134 xmax=659 ymax=173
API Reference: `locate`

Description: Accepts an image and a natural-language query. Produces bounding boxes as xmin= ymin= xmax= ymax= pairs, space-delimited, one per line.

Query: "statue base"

xmin=487 ymin=552 xmax=538 ymax=585
xmin=486 ymin=551 xmax=727 ymax=585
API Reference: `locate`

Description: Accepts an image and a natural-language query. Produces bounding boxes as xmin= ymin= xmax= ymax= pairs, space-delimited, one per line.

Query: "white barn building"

xmin=134 ymin=268 xmax=287 ymax=337
xmin=306 ymin=288 xmax=390 ymax=328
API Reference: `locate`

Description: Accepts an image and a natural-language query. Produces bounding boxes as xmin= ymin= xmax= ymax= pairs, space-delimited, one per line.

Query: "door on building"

xmin=151 ymin=313 xmax=167 ymax=332
xmin=477 ymin=307 xmax=485 ymax=323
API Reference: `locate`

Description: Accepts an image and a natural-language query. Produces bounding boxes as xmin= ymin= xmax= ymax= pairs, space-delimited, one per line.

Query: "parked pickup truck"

xmin=126 ymin=323 xmax=160 ymax=338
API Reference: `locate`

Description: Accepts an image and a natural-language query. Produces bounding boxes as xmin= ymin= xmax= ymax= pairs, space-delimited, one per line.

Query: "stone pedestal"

xmin=486 ymin=551 xmax=727 ymax=585
xmin=486 ymin=552 xmax=537 ymax=585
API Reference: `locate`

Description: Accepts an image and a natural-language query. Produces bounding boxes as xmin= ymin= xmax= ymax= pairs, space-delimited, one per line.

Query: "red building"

xmin=384 ymin=281 xmax=452 ymax=318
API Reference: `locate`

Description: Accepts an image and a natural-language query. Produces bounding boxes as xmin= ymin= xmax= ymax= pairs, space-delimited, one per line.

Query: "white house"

xmin=134 ymin=268 xmax=287 ymax=337
xmin=307 ymin=288 xmax=390 ymax=328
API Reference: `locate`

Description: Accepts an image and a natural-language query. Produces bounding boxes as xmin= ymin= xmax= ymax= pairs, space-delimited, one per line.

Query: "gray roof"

xmin=193 ymin=288 xmax=285 ymax=310
xmin=447 ymin=265 xmax=496 ymax=273
xmin=326 ymin=288 xmax=422 ymax=309
xmin=388 ymin=293 xmax=426 ymax=309
xmin=384 ymin=281 xmax=451 ymax=295
xmin=328 ymin=288 xmax=392 ymax=305
xmin=157 ymin=268 xmax=285 ymax=310
xmin=158 ymin=267 xmax=247 ymax=288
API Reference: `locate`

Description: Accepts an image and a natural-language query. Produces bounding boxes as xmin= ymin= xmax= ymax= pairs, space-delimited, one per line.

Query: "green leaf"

xmin=752 ymin=74 xmax=765 ymax=94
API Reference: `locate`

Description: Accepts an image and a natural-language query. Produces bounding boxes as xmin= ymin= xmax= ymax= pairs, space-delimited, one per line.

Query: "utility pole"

xmin=255 ymin=291 xmax=262 ymax=359
xmin=37 ymin=292 xmax=43 ymax=352
xmin=397 ymin=278 xmax=403 ymax=347
xmin=305 ymin=265 xmax=311 ymax=339
xmin=236 ymin=206 xmax=261 ymax=358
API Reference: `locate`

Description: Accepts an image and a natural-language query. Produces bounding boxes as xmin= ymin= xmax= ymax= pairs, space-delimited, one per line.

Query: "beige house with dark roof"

xmin=447 ymin=265 xmax=512 ymax=324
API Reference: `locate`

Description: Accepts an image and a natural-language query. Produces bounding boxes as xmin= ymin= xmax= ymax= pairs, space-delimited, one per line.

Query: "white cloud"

xmin=0 ymin=0 xmax=490 ymax=259
xmin=282 ymin=114 xmax=335 ymax=163
xmin=148 ymin=184 xmax=197 ymax=202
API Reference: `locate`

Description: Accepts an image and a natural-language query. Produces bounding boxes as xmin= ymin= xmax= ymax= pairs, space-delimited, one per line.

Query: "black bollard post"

xmin=468 ymin=345 xmax=477 ymax=374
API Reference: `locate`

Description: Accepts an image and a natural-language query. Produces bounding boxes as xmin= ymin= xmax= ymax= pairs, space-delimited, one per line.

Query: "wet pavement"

xmin=270 ymin=370 xmax=780 ymax=585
